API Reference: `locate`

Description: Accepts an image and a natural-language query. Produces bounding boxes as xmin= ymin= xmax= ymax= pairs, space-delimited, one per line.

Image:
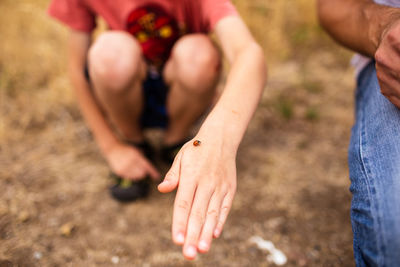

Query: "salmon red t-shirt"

xmin=48 ymin=0 xmax=238 ymax=65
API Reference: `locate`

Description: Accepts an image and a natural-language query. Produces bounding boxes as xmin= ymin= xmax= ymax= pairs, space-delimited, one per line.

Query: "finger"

xmin=388 ymin=95 xmax=400 ymax=109
xmin=377 ymin=76 xmax=400 ymax=99
xmin=120 ymin=164 xmax=146 ymax=181
xmin=142 ymin=159 xmax=160 ymax=181
xmin=172 ymin=178 xmax=196 ymax=246
xmin=183 ymin=187 xmax=213 ymax=260
xmin=375 ymin=67 xmax=400 ymax=100
xmin=158 ymin=152 xmax=182 ymax=193
xmin=128 ymin=168 xmax=146 ymax=181
xmin=197 ymin=192 xmax=223 ymax=253
xmin=375 ymin=45 xmax=398 ymax=70
xmin=376 ymin=62 xmax=400 ymax=83
xmin=213 ymin=192 xmax=234 ymax=238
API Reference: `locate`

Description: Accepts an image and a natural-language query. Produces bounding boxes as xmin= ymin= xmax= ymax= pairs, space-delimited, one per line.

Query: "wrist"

xmin=366 ymin=4 xmax=400 ymax=53
xmin=196 ymin=120 xmax=240 ymax=154
xmin=97 ymin=135 xmax=120 ymax=156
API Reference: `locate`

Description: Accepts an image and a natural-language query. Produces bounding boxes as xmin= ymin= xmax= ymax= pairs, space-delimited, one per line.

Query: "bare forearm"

xmin=197 ymin=43 xmax=266 ymax=151
xmin=69 ymin=70 xmax=118 ymax=153
xmin=317 ymin=0 xmax=400 ymax=57
xmin=67 ymin=30 xmax=119 ymax=154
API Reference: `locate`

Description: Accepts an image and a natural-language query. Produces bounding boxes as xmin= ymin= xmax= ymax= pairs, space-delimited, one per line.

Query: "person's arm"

xmin=68 ymin=31 xmax=117 ymax=153
xmin=68 ymin=30 xmax=159 ymax=180
xmin=317 ymin=0 xmax=400 ymax=107
xmin=158 ymin=16 xmax=266 ymax=260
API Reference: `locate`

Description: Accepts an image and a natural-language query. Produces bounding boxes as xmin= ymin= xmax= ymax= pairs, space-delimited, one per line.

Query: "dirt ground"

xmin=1 ymin=0 xmax=357 ymax=266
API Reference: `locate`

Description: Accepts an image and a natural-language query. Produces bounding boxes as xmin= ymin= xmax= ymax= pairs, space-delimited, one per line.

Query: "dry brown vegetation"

xmin=1 ymin=0 xmax=356 ymax=266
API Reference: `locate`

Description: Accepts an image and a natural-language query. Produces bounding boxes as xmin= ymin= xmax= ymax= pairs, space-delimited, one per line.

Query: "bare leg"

xmin=88 ymin=31 xmax=147 ymax=143
xmin=163 ymin=34 xmax=221 ymax=145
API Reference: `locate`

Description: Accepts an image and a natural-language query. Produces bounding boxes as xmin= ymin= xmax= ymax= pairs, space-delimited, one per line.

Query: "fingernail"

xmin=198 ymin=240 xmax=209 ymax=251
xmin=214 ymin=229 xmax=220 ymax=238
xmin=185 ymin=245 xmax=197 ymax=258
xmin=176 ymin=233 xmax=184 ymax=244
xmin=159 ymin=180 xmax=169 ymax=186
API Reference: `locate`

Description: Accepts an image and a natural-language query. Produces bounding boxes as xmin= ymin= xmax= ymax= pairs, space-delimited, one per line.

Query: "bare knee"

xmin=88 ymin=31 xmax=145 ymax=93
xmin=170 ymin=34 xmax=221 ymax=93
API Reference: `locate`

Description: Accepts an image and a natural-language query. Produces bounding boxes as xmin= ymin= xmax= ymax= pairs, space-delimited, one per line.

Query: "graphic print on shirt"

xmin=126 ymin=4 xmax=182 ymax=69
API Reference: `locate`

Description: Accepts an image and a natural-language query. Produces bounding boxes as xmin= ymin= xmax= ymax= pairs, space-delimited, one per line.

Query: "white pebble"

xmin=111 ymin=256 xmax=120 ymax=264
xmin=267 ymin=249 xmax=287 ymax=266
xmin=250 ymin=236 xmax=287 ymax=266
xmin=33 ymin=251 xmax=42 ymax=260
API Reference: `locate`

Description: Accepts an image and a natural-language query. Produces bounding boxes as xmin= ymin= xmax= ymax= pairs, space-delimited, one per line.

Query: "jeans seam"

xmin=358 ymin=80 xmax=384 ymax=266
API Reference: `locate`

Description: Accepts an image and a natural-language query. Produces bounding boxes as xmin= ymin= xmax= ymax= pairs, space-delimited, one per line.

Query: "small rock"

xmin=60 ymin=222 xmax=75 ymax=237
xmin=17 ymin=211 xmax=30 ymax=223
xmin=33 ymin=251 xmax=42 ymax=260
xmin=250 ymin=236 xmax=288 ymax=266
xmin=111 ymin=256 xmax=120 ymax=264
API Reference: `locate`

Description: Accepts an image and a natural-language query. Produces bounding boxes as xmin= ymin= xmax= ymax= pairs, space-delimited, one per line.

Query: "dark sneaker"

xmin=109 ymin=173 xmax=150 ymax=202
xmin=109 ymin=140 xmax=155 ymax=202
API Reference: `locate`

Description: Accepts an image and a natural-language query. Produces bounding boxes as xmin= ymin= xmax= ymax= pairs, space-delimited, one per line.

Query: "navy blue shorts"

xmin=85 ymin=66 xmax=169 ymax=129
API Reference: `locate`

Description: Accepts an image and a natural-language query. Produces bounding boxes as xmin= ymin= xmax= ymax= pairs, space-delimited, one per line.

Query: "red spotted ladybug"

xmin=193 ymin=140 xmax=201 ymax=147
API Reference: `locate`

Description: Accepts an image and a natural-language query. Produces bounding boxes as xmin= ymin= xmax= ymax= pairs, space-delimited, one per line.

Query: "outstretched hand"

xmin=158 ymin=138 xmax=237 ymax=260
xmin=375 ymin=18 xmax=400 ymax=108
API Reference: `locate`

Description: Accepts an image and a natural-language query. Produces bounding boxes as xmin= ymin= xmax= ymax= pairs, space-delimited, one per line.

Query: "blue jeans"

xmin=348 ymin=61 xmax=400 ymax=266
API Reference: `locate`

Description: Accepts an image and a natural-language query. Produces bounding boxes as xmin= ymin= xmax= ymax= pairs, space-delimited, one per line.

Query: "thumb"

xmin=158 ymin=152 xmax=182 ymax=193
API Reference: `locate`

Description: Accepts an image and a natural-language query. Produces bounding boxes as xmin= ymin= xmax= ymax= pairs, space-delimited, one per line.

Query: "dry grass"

xmin=235 ymin=0 xmax=321 ymax=60
xmin=0 ymin=0 xmax=343 ymax=143
xmin=0 ymin=0 xmax=70 ymax=144
xmin=0 ymin=0 xmax=356 ymax=266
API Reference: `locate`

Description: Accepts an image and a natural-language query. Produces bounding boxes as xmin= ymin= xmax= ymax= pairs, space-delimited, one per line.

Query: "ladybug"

xmin=193 ymin=140 xmax=201 ymax=147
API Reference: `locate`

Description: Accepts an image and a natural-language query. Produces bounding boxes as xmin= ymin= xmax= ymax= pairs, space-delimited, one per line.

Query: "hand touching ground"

xmin=105 ymin=142 xmax=160 ymax=181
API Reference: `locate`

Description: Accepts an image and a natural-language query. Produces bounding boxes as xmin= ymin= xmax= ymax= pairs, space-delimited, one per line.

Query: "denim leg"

xmin=348 ymin=62 xmax=400 ymax=267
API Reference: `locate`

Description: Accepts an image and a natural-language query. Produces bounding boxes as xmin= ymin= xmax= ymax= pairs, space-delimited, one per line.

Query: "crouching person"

xmin=48 ymin=0 xmax=266 ymax=260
